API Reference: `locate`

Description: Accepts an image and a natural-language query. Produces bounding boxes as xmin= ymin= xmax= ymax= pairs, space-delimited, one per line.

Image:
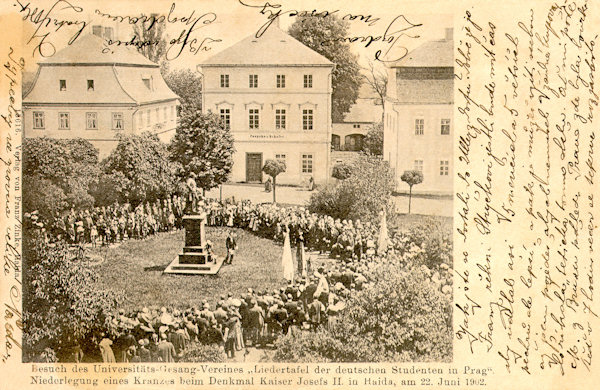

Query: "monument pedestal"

xmin=164 ymin=214 xmax=224 ymax=275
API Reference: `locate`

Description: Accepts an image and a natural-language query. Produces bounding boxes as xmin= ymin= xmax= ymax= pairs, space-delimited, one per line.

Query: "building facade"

xmin=23 ymin=29 xmax=179 ymax=157
xmin=199 ymin=27 xmax=334 ymax=186
xmin=383 ymin=29 xmax=453 ymax=195
xmin=332 ymin=97 xmax=382 ymax=151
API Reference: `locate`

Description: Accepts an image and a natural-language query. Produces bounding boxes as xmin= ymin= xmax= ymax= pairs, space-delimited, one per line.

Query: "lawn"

xmin=90 ymin=226 xmax=285 ymax=311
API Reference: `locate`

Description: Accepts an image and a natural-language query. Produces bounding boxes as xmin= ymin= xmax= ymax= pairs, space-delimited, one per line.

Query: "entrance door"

xmin=246 ymin=153 xmax=263 ymax=183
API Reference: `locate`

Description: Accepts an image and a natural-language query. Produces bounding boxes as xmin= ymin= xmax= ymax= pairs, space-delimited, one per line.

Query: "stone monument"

xmin=164 ymin=176 xmax=224 ymax=275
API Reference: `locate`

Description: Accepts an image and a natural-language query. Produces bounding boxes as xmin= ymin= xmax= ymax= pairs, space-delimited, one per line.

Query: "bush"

xmin=274 ymin=262 xmax=452 ymax=362
xmin=362 ymin=122 xmax=383 ymax=156
xmin=308 ymin=154 xmax=395 ymax=223
xmin=331 ymin=162 xmax=352 ymax=180
xmin=23 ymin=176 xmax=68 ymax=219
xmin=179 ymin=344 xmax=226 ymax=363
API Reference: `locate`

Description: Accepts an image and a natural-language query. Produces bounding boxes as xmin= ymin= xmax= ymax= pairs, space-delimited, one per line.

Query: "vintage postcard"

xmin=0 ymin=0 xmax=598 ymax=389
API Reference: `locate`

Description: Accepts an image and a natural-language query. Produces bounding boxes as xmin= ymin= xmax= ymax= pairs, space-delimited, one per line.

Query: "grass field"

xmin=90 ymin=227 xmax=285 ymax=311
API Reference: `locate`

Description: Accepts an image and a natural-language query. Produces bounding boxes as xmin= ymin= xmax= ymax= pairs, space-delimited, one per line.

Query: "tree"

xmin=289 ymin=15 xmax=362 ymax=122
xmin=401 ymin=170 xmax=424 ymax=214
xmin=102 ymin=132 xmax=178 ymax=206
xmin=132 ymin=13 xmax=167 ymax=65
xmin=23 ymin=137 xmax=99 ymax=217
xmin=163 ymin=68 xmax=202 ymax=111
xmin=22 ymin=225 xmax=122 ymax=362
xmin=169 ymin=108 xmax=235 ymax=192
xmin=363 ymin=61 xmax=387 ymax=122
xmin=331 ymin=162 xmax=352 ymax=180
xmin=262 ymin=159 xmax=286 ymax=204
xmin=362 ymin=122 xmax=384 ymax=156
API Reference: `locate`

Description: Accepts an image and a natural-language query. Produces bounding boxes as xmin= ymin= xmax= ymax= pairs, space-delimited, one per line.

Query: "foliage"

xmin=274 ymin=263 xmax=452 ymax=362
xmin=362 ymin=122 xmax=384 ymax=156
xmin=132 ymin=13 xmax=167 ymax=64
xmin=289 ymin=15 xmax=362 ymax=122
xmin=401 ymin=170 xmax=424 ymax=187
xmin=262 ymin=159 xmax=287 ymax=203
xmin=23 ymin=137 xmax=99 ymax=217
xmin=102 ymin=132 xmax=178 ymax=206
xmin=22 ymin=227 xmax=123 ymax=362
xmin=169 ymin=109 xmax=234 ymax=191
xmin=400 ymin=169 xmax=424 ymax=214
xmin=308 ymin=154 xmax=395 ymax=222
xmin=395 ymin=218 xmax=453 ymax=270
xmin=331 ymin=162 xmax=352 ymax=180
xmin=23 ymin=176 xmax=68 ymax=218
xmin=164 ymin=68 xmax=202 ymax=111
xmin=88 ymin=171 xmax=128 ymax=207
xmin=179 ymin=344 xmax=226 ymax=362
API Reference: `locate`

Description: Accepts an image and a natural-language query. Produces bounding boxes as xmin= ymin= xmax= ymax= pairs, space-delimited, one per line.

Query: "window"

xmin=440 ymin=160 xmax=449 ymax=176
xmin=249 ymin=109 xmax=259 ymax=129
xmin=220 ymin=74 xmax=229 ymax=88
xmin=415 ymin=119 xmax=424 ymax=135
xmin=171 ymin=106 xmax=175 ymax=118
xmin=155 ymin=108 xmax=159 ymax=122
xmin=87 ymin=80 xmax=94 ymax=91
xmin=33 ymin=112 xmax=45 ymax=129
xmin=163 ymin=107 xmax=167 ymax=121
xmin=276 ymin=154 xmax=286 ymax=165
xmin=59 ymin=80 xmax=66 ymax=91
xmin=142 ymin=78 xmax=152 ymax=90
xmin=302 ymin=154 xmax=313 ymax=173
xmin=146 ymin=110 xmax=151 ymax=126
xmin=353 ymin=124 xmax=361 ymax=129
xmin=58 ymin=112 xmax=70 ymax=129
xmin=414 ymin=160 xmax=423 ymax=172
xmin=86 ymin=112 xmax=98 ymax=129
xmin=112 ymin=112 xmax=123 ymax=130
xmin=302 ymin=109 xmax=313 ymax=130
xmin=275 ymin=109 xmax=286 ymax=130
xmin=441 ymin=118 xmax=451 ymax=135
xmin=276 ymin=74 xmax=285 ymax=88
xmin=249 ymin=74 xmax=258 ymax=88
xmin=220 ymin=108 xmax=231 ymax=130
xmin=304 ymin=74 xmax=312 ymax=88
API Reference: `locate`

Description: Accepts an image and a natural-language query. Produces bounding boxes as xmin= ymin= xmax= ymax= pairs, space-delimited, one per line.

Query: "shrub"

xmin=179 ymin=344 xmax=226 ymax=363
xmin=331 ymin=162 xmax=352 ymax=180
xmin=362 ymin=122 xmax=383 ymax=156
xmin=308 ymin=154 xmax=395 ymax=223
xmin=274 ymin=263 xmax=452 ymax=362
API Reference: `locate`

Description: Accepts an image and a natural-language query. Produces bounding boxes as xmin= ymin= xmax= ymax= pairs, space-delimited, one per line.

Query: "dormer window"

xmin=142 ymin=75 xmax=153 ymax=90
xmin=87 ymin=80 xmax=94 ymax=91
xmin=59 ymin=80 xmax=66 ymax=91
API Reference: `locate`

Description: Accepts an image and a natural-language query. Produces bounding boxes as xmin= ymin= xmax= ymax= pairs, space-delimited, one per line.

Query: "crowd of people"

xmin=28 ymin=193 xmax=451 ymax=363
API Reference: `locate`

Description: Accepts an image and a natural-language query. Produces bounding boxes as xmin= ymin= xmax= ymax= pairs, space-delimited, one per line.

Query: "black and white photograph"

xmin=17 ymin=0 xmax=453 ymax=365
xmin=5 ymin=0 xmax=598 ymax=389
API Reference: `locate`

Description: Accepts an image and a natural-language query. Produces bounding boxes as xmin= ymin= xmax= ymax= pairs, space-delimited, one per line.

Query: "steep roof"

xmin=392 ymin=39 xmax=453 ymax=68
xmin=41 ymin=34 xmax=158 ymax=67
xmin=201 ymin=27 xmax=333 ymax=67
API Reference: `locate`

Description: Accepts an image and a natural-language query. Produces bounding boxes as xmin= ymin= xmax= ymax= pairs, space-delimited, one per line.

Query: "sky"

xmin=16 ymin=0 xmax=453 ymax=74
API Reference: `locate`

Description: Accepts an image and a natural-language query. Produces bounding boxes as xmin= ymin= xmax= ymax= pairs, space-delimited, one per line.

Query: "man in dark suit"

xmin=225 ymin=231 xmax=237 ymax=265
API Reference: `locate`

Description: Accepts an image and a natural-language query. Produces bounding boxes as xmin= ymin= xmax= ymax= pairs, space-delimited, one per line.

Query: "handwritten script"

xmin=455 ymin=0 xmax=597 ymax=376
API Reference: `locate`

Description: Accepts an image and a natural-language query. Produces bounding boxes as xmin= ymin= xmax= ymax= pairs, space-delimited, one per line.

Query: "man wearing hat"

xmin=225 ymin=231 xmax=237 ymax=265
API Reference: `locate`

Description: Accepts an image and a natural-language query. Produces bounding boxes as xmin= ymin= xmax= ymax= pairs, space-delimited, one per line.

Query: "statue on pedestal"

xmin=184 ymin=173 xmax=203 ymax=215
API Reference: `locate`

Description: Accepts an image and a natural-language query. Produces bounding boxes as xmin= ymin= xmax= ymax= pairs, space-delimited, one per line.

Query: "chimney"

xmin=445 ymin=28 xmax=453 ymax=41
xmin=92 ymin=25 xmax=103 ymax=38
xmin=104 ymin=27 xmax=114 ymax=41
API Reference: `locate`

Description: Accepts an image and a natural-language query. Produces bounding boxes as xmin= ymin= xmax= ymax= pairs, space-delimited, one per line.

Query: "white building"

xmin=23 ymin=28 xmax=179 ymax=157
xmin=383 ymin=29 xmax=453 ymax=195
xmin=198 ymin=27 xmax=334 ymax=185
